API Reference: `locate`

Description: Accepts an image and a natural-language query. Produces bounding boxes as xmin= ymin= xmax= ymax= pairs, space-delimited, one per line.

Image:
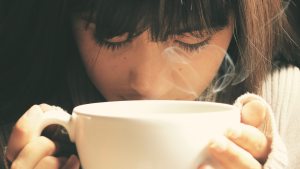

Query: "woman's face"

xmin=73 ymin=19 xmax=233 ymax=101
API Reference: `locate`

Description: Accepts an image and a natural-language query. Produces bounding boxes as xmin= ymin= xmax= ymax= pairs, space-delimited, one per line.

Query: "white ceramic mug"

xmin=34 ymin=100 xmax=240 ymax=169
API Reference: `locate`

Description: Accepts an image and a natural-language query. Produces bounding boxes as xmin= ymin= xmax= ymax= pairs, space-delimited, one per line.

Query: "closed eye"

xmin=174 ymin=36 xmax=211 ymax=52
xmin=96 ymin=32 xmax=141 ymax=51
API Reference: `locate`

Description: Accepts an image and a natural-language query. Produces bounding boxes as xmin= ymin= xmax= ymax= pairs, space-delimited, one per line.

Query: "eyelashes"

xmin=174 ymin=37 xmax=211 ymax=52
xmin=96 ymin=35 xmax=211 ymax=52
xmin=97 ymin=38 xmax=134 ymax=51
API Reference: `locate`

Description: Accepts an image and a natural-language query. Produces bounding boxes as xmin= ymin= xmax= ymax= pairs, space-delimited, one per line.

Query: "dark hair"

xmin=74 ymin=0 xmax=232 ymax=41
xmin=0 ymin=0 xmax=75 ymax=122
xmin=0 ymin=0 xmax=299 ymax=123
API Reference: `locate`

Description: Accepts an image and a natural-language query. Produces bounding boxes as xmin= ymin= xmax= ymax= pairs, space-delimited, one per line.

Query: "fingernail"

xmin=226 ymin=127 xmax=241 ymax=139
xmin=67 ymin=154 xmax=77 ymax=163
xmin=51 ymin=105 xmax=64 ymax=111
xmin=67 ymin=155 xmax=80 ymax=168
xmin=210 ymin=137 xmax=228 ymax=152
xmin=198 ymin=164 xmax=214 ymax=169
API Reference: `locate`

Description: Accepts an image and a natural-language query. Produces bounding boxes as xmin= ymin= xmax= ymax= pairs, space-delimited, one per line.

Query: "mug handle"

xmin=32 ymin=110 xmax=76 ymax=142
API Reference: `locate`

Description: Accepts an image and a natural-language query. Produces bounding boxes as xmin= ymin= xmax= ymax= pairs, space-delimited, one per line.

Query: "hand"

xmin=6 ymin=104 xmax=80 ymax=169
xmin=199 ymin=100 xmax=271 ymax=169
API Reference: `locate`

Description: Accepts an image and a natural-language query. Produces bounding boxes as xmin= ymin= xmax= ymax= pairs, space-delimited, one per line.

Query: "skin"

xmin=6 ymin=18 xmax=271 ymax=169
xmin=73 ymin=19 xmax=233 ymax=100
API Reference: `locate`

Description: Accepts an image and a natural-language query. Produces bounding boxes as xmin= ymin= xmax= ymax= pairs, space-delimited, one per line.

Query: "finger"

xmin=208 ymin=136 xmax=262 ymax=169
xmin=34 ymin=156 xmax=67 ymax=169
xmin=241 ymin=100 xmax=266 ymax=127
xmin=6 ymin=104 xmax=61 ymax=161
xmin=39 ymin=104 xmax=67 ymax=139
xmin=198 ymin=163 xmax=215 ymax=169
xmin=39 ymin=103 xmax=54 ymax=112
xmin=11 ymin=136 xmax=57 ymax=169
xmin=226 ymin=124 xmax=270 ymax=161
xmin=6 ymin=105 xmax=44 ymax=161
xmin=61 ymin=155 xmax=81 ymax=169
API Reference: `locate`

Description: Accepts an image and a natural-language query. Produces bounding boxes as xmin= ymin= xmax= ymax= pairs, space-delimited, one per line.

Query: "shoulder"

xmin=261 ymin=65 xmax=300 ymax=115
xmin=261 ymin=65 xmax=300 ymax=132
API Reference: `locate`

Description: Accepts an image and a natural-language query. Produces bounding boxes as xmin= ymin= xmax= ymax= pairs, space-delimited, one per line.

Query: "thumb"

xmin=241 ymin=100 xmax=266 ymax=127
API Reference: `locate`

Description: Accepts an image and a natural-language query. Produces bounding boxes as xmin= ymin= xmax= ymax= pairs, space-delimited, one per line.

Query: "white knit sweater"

xmin=235 ymin=66 xmax=300 ymax=168
xmin=262 ymin=65 xmax=300 ymax=168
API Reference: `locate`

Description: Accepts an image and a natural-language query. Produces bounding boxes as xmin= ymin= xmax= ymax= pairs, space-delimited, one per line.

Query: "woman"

xmin=1 ymin=0 xmax=299 ymax=168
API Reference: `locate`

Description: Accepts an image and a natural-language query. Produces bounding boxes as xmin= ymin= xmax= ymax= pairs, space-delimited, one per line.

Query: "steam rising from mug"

xmin=162 ymin=44 xmax=249 ymax=100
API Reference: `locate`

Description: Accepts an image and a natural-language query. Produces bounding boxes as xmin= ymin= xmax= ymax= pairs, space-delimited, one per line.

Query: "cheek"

xmin=73 ymin=28 xmax=115 ymax=96
xmin=74 ymin=29 xmax=100 ymax=68
xmin=84 ymin=53 xmax=131 ymax=97
xmin=73 ymin=23 xmax=115 ymax=84
xmin=182 ymin=48 xmax=225 ymax=91
xmin=179 ymin=31 xmax=232 ymax=93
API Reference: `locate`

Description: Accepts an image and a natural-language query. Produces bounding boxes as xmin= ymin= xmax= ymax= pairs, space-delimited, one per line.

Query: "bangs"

xmin=75 ymin=0 xmax=234 ymax=41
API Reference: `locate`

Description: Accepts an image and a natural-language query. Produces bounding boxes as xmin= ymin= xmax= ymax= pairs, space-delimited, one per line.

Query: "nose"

xmin=128 ymin=40 xmax=172 ymax=99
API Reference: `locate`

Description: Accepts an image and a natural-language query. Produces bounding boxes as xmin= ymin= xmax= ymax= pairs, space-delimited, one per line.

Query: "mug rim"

xmin=73 ymin=100 xmax=240 ymax=118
